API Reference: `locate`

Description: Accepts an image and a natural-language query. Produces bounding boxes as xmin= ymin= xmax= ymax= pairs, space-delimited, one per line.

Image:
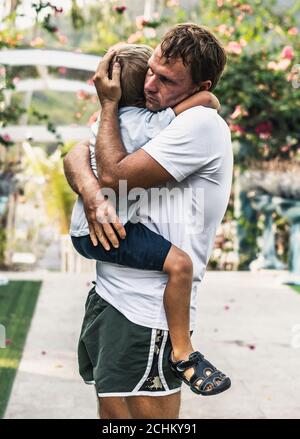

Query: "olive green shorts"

xmin=78 ymin=286 xmax=187 ymax=397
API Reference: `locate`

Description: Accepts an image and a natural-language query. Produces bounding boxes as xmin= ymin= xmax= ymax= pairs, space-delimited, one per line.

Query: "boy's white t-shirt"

xmin=69 ymin=106 xmax=176 ymax=236
xmin=95 ymin=106 xmax=233 ymax=331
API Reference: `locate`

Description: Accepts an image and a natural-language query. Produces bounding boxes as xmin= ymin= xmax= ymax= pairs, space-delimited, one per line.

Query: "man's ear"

xmin=198 ymin=80 xmax=212 ymax=92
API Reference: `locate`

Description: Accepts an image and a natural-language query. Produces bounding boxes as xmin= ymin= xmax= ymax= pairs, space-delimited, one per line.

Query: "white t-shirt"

xmin=69 ymin=106 xmax=175 ymax=236
xmin=95 ymin=106 xmax=233 ymax=331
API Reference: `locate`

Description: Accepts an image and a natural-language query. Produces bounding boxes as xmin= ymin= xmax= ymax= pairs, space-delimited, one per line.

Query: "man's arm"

xmin=63 ymin=140 xmax=97 ymax=195
xmin=93 ymin=50 xmax=176 ymax=194
xmin=63 ymin=140 xmax=126 ymax=249
xmin=95 ymin=103 xmax=176 ymax=193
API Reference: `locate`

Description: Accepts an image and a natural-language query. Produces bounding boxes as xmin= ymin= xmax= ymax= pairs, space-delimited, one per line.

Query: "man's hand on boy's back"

xmin=93 ymin=50 xmax=122 ymax=107
xmin=63 ymin=140 xmax=126 ymax=249
xmin=81 ymin=184 xmax=125 ymax=250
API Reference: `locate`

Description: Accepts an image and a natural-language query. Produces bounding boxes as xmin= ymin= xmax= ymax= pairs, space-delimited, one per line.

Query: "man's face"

xmin=144 ymin=45 xmax=199 ymax=111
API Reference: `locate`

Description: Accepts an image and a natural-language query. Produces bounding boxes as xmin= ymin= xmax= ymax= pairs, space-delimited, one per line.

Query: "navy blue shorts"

xmin=71 ymin=221 xmax=172 ymax=271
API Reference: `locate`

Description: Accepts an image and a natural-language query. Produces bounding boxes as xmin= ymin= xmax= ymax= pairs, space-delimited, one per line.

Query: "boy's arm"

xmin=172 ymin=91 xmax=220 ymax=116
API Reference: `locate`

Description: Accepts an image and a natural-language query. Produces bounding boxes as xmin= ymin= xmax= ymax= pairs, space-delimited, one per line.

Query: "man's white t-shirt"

xmin=95 ymin=106 xmax=233 ymax=331
xmin=69 ymin=106 xmax=175 ymax=236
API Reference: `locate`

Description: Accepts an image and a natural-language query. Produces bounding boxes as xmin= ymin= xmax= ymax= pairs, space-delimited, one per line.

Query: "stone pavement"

xmin=3 ymin=269 xmax=300 ymax=419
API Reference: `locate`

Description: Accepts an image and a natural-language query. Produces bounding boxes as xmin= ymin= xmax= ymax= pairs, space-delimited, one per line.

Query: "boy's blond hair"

xmin=108 ymin=44 xmax=153 ymax=108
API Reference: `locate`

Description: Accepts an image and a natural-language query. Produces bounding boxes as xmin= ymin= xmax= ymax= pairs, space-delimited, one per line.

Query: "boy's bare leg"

xmin=125 ymin=391 xmax=181 ymax=419
xmin=162 ymin=246 xmax=195 ymax=361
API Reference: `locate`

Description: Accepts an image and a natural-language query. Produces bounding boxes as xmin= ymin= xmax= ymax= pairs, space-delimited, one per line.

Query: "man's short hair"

xmin=160 ymin=23 xmax=227 ymax=90
xmin=109 ymin=44 xmax=153 ymax=108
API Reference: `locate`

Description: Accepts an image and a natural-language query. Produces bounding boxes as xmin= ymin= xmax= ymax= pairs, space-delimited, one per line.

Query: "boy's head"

xmin=108 ymin=44 xmax=153 ymax=108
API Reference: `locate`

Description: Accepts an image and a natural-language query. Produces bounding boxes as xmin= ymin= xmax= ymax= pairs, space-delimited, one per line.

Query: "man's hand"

xmin=92 ymin=50 xmax=122 ymax=107
xmin=81 ymin=184 xmax=126 ymax=250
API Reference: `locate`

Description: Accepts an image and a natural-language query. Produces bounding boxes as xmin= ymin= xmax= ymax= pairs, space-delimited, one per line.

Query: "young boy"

xmin=70 ymin=44 xmax=231 ymax=396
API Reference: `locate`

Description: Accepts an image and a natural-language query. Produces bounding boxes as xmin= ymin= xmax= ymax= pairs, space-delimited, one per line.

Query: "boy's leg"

xmin=162 ymin=246 xmax=195 ymax=361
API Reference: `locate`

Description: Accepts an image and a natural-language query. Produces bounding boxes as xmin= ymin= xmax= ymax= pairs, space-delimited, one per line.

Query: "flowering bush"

xmin=200 ymin=0 xmax=300 ymax=166
xmin=1 ymin=0 xmax=299 ymax=269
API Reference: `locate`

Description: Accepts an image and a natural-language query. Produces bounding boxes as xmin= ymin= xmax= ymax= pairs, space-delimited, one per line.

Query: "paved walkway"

xmin=3 ymin=269 xmax=300 ymax=419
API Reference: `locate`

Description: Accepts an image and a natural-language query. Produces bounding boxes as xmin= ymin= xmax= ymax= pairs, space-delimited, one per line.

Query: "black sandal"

xmin=169 ymin=351 xmax=231 ymax=396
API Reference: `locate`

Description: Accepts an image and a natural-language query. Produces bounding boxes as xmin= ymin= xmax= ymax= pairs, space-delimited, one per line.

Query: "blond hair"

xmin=108 ymin=44 xmax=153 ymax=108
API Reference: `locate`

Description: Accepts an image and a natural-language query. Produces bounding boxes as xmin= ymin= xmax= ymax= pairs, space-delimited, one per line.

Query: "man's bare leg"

xmin=98 ymin=396 xmax=132 ymax=419
xmin=125 ymin=391 xmax=181 ymax=419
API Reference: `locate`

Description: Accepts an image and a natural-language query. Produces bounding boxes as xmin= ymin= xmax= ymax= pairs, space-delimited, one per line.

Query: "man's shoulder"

xmin=176 ymin=105 xmax=221 ymax=123
xmin=171 ymin=106 xmax=230 ymax=137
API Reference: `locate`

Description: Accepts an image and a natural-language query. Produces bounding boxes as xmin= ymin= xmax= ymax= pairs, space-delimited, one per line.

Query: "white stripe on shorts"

xmin=132 ymin=328 xmax=157 ymax=393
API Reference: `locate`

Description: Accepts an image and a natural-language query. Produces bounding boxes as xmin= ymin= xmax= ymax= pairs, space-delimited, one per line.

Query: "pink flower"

xmin=217 ymin=0 xmax=223 ymax=6
xmin=58 ymin=67 xmax=66 ymax=74
xmin=267 ymin=59 xmax=291 ymax=71
xmin=217 ymin=24 xmax=227 ymax=34
xmin=2 ymin=134 xmax=11 ymax=142
xmin=136 ymin=15 xmax=149 ymax=29
xmin=229 ymin=123 xmax=245 ymax=134
xmin=58 ymin=34 xmax=68 ymax=44
xmin=13 ymin=76 xmax=20 ymax=85
xmin=76 ymin=90 xmax=87 ymax=100
xmin=5 ymin=339 xmax=12 ymax=346
xmin=226 ymin=41 xmax=243 ymax=55
xmin=280 ymin=145 xmax=291 ymax=153
xmin=230 ymin=105 xmax=248 ymax=120
xmin=30 ymin=37 xmax=44 ymax=47
xmin=288 ymin=27 xmax=298 ymax=36
xmin=216 ymin=24 xmax=235 ymax=37
xmin=281 ymin=45 xmax=294 ymax=60
xmin=144 ymin=28 xmax=157 ymax=38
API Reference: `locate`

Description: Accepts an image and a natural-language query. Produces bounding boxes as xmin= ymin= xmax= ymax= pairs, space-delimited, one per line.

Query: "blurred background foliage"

xmin=0 ymin=0 xmax=299 ymax=270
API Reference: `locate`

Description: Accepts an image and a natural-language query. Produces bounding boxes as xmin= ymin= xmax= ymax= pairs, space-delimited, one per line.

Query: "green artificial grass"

xmin=291 ymin=285 xmax=300 ymax=295
xmin=0 ymin=280 xmax=42 ymax=418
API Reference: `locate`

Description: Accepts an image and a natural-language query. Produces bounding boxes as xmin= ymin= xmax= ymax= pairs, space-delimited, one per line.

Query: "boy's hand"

xmin=204 ymin=91 xmax=221 ymax=112
xmin=92 ymin=50 xmax=122 ymax=107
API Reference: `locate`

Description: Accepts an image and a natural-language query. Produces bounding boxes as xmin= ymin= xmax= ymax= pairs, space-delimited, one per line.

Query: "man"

xmin=64 ymin=23 xmax=233 ymax=419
